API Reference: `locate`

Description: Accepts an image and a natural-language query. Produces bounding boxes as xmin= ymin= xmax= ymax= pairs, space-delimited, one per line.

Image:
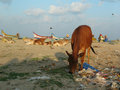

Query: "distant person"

xmin=66 ymin=34 xmax=69 ymax=39
xmin=16 ymin=33 xmax=20 ymax=39
xmin=92 ymin=34 xmax=97 ymax=42
xmin=104 ymin=35 xmax=108 ymax=42
xmin=98 ymin=34 xmax=104 ymax=42
xmin=92 ymin=35 xmax=95 ymax=40
xmin=50 ymin=33 xmax=54 ymax=49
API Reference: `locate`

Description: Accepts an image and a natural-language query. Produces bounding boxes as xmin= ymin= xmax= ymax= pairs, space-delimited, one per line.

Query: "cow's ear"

xmin=66 ymin=51 xmax=71 ymax=56
xmin=78 ymin=53 xmax=84 ymax=57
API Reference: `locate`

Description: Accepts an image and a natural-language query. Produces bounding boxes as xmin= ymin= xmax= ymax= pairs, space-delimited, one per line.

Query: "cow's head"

xmin=66 ymin=51 xmax=78 ymax=74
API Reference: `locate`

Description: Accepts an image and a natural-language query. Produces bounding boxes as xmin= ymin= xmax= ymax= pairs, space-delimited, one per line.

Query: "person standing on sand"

xmin=50 ymin=27 xmax=54 ymax=49
xmin=104 ymin=35 xmax=108 ymax=42
xmin=50 ymin=33 xmax=54 ymax=49
xmin=98 ymin=34 xmax=104 ymax=42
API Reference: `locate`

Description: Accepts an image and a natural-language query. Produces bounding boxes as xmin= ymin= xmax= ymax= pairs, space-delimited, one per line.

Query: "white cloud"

xmin=23 ymin=2 xmax=91 ymax=23
xmin=49 ymin=5 xmax=68 ymax=14
xmin=24 ymin=2 xmax=91 ymax=17
xmin=100 ymin=0 xmax=120 ymax=2
xmin=0 ymin=0 xmax=12 ymax=4
xmin=70 ymin=2 xmax=90 ymax=13
xmin=24 ymin=8 xmax=45 ymax=16
xmin=48 ymin=2 xmax=91 ymax=14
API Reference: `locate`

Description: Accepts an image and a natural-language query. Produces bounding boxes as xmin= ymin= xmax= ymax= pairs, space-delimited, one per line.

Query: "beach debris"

xmin=93 ymin=73 xmax=106 ymax=85
xmin=28 ymin=76 xmax=50 ymax=81
xmin=111 ymin=82 xmax=118 ymax=89
xmin=76 ymin=84 xmax=86 ymax=90
xmin=83 ymin=63 xmax=99 ymax=72
xmin=36 ymin=70 xmax=42 ymax=73
xmin=74 ymin=63 xmax=120 ymax=89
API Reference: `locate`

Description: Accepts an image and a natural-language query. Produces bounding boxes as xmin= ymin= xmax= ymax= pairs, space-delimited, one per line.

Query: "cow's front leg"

xmin=76 ymin=63 xmax=79 ymax=72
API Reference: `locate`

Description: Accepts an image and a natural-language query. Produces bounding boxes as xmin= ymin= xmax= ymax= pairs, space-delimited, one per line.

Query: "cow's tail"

xmin=90 ymin=46 xmax=97 ymax=55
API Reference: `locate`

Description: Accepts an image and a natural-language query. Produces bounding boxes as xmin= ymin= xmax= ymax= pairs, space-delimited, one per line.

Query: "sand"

xmin=0 ymin=39 xmax=120 ymax=90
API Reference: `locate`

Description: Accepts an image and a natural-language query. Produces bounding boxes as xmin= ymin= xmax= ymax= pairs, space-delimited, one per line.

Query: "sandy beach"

xmin=0 ymin=39 xmax=120 ymax=90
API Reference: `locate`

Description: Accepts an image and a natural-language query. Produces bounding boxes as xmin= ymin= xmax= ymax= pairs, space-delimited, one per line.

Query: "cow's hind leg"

xmin=87 ymin=47 xmax=90 ymax=64
xmin=80 ymin=50 xmax=86 ymax=70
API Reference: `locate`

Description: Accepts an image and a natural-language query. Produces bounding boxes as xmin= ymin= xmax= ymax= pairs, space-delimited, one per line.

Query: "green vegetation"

xmin=31 ymin=57 xmax=40 ymax=61
xmin=0 ymin=72 xmax=29 ymax=81
xmin=37 ymin=79 xmax=64 ymax=88
xmin=31 ymin=56 xmax=50 ymax=61
xmin=46 ymin=66 xmax=73 ymax=80
xmin=41 ymin=56 xmax=50 ymax=60
xmin=57 ymin=57 xmax=67 ymax=61
xmin=0 ymin=65 xmax=9 ymax=70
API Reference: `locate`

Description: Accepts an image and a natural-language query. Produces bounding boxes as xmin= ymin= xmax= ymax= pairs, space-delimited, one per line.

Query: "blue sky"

xmin=0 ymin=0 xmax=120 ymax=40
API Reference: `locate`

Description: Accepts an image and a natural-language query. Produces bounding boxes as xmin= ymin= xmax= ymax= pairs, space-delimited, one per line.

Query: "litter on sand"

xmin=75 ymin=63 xmax=120 ymax=89
xmin=28 ymin=76 xmax=50 ymax=81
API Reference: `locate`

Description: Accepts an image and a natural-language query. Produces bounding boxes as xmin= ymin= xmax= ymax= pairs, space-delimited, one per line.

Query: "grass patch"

xmin=38 ymin=79 xmax=64 ymax=88
xmin=41 ymin=56 xmax=50 ymax=60
xmin=0 ymin=72 xmax=29 ymax=81
xmin=0 ymin=65 xmax=9 ymax=70
xmin=46 ymin=66 xmax=73 ymax=80
xmin=57 ymin=57 xmax=67 ymax=61
xmin=32 ymin=71 xmax=41 ymax=75
xmin=31 ymin=57 xmax=40 ymax=61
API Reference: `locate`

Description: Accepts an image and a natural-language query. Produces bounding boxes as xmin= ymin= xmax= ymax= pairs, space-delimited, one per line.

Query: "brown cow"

xmin=66 ymin=25 xmax=96 ymax=74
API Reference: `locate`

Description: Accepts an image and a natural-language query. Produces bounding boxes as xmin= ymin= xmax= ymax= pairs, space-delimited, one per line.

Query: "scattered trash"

xmin=83 ymin=63 xmax=99 ymax=72
xmin=111 ymin=82 xmax=118 ymax=89
xmin=75 ymin=78 xmax=82 ymax=82
xmin=28 ymin=76 xmax=50 ymax=81
xmin=76 ymin=84 xmax=86 ymax=90
xmin=75 ymin=63 xmax=120 ymax=89
xmin=36 ymin=70 xmax=42 ymax=73
xmin=94 ymin=73 xmax=106 ymax=85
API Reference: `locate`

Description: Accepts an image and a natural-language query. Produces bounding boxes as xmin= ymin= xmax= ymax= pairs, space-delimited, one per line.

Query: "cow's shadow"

xmin=55 ymin=52 xmax=68 ymax=61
